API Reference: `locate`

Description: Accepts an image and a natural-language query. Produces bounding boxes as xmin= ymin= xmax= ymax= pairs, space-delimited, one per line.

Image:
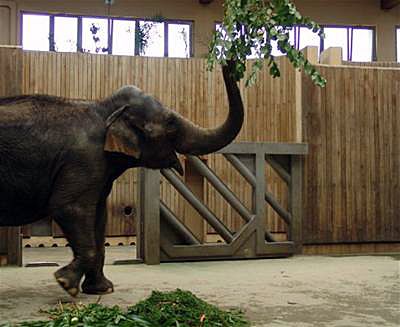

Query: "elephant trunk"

xmin=174 ymin=61 xmax=244 ymax=155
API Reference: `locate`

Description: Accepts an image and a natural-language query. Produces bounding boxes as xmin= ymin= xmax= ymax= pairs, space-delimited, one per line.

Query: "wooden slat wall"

xmin=0 ymin=47 xmax=22 ymax=262
xmin=302 ymin=65 xmax=400 ymax=243
xmin=19 ymin=51 xmax=295 ymax=237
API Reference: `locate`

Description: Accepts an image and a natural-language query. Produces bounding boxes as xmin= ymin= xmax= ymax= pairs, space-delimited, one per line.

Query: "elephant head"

xmin=101 ymin=61 xmax=244 ymax=173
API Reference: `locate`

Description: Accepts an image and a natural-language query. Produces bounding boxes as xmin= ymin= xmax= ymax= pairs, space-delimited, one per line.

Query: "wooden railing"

xmin=136 ymin=142 xmax=307 ymax=264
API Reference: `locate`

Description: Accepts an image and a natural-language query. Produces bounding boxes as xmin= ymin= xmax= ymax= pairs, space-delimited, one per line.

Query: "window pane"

xmin=139 ymin=21 xmax=164 ymax=57
xmin=54 ymin=16 xmax=78 ymax=52
xmin=112 ymin=19 xmax=135 ymax=56
xmin=299 ymin=27 xmax=321 ymax=52
xmin=324 ymin=27 xmax=348 ymax=60
xmin=22 ymin=14 xmax=50 ymax=51
xmin=352 ymin=28 xmax=373 ymax=62
xmin=397 ymin=28 xmax=400 ymax=62
xmin=168 ymin=23 xmax=190 ymax=58
xmin=82 ymin=17 xmax=109 ymax=54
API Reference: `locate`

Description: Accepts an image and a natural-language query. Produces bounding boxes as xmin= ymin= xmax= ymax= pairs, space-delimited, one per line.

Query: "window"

xmin=22 ymin=14 xmax=50 ymax=51
xmin=54 ymin=16 xmax=78 ymax=52
xmin=21 ymin=12 xmax=192 ymax=58
xmin=397 ymin=27 xmax=400 ymax=62
xmin=139 ymin=21 xmax=164 ymax=57
xmin=82 ymin=17 xmax=109 ymax=54
xmin=297 ymin=26 xmax=321 ymax=52
xmin=351 ymin=28 xmax=374 ymax=62
xmin=324 ymin=27 xmax=349 ymax=60
xmin=214 ymin=23 xmax=374 ymax=61
xmin=112 ymin=19 xmax=135 ymax=56
xmin=168 ymin=23 xmax=191 ymax=58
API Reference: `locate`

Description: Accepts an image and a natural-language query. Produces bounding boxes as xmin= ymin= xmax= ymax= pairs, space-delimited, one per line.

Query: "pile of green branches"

xmin=2 ymin=289 xmax=249 ymax=327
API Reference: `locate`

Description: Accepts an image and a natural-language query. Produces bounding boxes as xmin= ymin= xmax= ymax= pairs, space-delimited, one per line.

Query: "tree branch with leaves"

xmin=207 ymin=0 xmax=327 ymax=87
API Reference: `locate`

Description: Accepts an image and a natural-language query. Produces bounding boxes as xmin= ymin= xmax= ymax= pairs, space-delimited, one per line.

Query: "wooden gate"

xmin=137 ymin=142 xmax=307 ymax=264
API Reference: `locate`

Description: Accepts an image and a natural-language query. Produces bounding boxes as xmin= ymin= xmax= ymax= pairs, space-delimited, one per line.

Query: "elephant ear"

xmin=104 ymin=106 xmax=141 ymax=158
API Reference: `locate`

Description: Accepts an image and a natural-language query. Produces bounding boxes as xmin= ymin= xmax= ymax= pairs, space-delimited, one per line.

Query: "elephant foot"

xmin=81 ymin=275 xmax=114 ymax=295
xmin=54 ymin=266 xmax=82 ymax=297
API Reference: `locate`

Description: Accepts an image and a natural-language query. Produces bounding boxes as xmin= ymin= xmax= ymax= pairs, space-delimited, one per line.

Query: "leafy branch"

xmin=207 ymin=0 xmax=327 ymax=87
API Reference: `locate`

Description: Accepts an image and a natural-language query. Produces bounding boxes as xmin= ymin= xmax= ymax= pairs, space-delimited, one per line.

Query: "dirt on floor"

xmin=0 ymin=248 xmax=399 ymax=326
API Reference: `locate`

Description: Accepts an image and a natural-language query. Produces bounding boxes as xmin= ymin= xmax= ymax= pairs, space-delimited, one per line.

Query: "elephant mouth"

xmin=142 ymin=152 xmax=184 ymax=175
xmin=169 ymin=158 xmax=184 ymax=175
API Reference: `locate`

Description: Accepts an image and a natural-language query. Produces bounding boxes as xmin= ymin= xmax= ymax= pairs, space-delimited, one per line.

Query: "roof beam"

xmin=381 ymin=0 xmax=400 ymax=9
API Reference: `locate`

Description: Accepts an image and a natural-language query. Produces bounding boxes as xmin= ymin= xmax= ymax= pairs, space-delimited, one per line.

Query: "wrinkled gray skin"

xmin=0 ymin=62 xmax=243 ymax=296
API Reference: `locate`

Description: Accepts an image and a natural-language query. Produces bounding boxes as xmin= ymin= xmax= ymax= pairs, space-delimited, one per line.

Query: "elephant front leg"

xmin=81 ymin=200 xmax=114 ymax=295
xmin=53 ymin=204 xmax=111 ymax=296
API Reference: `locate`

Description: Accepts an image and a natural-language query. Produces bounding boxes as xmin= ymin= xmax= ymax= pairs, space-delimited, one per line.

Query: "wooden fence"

xmin=302 ymin=64 xmax=400 ymax=244
xmin=0 ymin=46 xmax=399 ymax=256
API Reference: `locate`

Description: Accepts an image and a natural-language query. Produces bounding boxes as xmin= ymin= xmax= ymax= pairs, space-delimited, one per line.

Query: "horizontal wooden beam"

xmin=218 ymin=142 xmax=309 ymax=155
xmin=381 ymin=0 xmax=400 ymax=9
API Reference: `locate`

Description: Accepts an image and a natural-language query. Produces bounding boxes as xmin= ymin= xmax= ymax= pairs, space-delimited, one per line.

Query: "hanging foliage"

xmin=208 ymin=0 xmax=327 ymax=87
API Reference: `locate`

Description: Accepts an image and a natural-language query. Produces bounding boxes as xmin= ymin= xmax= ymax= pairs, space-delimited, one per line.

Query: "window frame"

xmin=396 ymin=25 xmax=400 ymax=62
xmin=20 ymin=11 xmax=194 ymax=57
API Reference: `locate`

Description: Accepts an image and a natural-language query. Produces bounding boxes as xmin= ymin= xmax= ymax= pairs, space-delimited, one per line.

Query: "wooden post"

xmin=289 ymin=156 xmax=303 ymax=254
xmin=302 ymin=46 xmax=319 ymax=65
xmin=320 ymin=47 xmax=343 ymax=65
xmin=137 ymin=168 xmax=160 ymax=265
xmin=254 ymin=151 xmax=266 ymax=254
xmin=184 ymin=158 xmax=205 ymax=243
xmin=7 ymin=227 xmax=22 ymax=266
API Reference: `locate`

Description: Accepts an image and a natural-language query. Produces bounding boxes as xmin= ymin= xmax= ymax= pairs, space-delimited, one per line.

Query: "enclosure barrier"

xmin=137 ymin=142 xmax=307 ymax=264
xmin=1 ymin=44 xmax=399 ymax=266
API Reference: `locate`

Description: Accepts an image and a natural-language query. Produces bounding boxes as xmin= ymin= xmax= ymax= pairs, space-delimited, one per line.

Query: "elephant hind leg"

xmin=52 ymin=203 xmax=112 ymax=296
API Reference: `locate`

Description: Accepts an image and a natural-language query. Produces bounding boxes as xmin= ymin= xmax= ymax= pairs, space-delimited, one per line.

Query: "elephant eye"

xmin=166 ymin=116 xmax=176 ymax=129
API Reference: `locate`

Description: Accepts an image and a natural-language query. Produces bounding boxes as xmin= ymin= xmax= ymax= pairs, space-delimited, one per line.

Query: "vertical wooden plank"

xmin=289 ymin=156 xmax=303 ymax=253
xmin=0 ymin=229 xmax=7 ymax=255
xmin=319 ymin=47 xmax=343 ymax=65
xmin=184 ymin=159 xmax=205 ymax=243
xmin=255 ymin=150 xmax=266 ymax=254
xmin=7 ymin=227 xmax=22 ymax=266
xmin=137 ymin=168 xmax=160 ymax=265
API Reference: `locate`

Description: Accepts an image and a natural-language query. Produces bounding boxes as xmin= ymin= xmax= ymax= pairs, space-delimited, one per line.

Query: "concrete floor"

xmin=0 ymin=247 xmax=399 ymax=327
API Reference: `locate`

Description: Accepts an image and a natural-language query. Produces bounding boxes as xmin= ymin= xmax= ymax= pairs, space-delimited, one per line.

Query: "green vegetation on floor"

xmin=2 ymin=289 xmax=250 ymax=327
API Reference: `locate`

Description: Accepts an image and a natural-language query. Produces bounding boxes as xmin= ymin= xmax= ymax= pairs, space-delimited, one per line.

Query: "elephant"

xmin=0 ymin=61 xmax=243 ymax=296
